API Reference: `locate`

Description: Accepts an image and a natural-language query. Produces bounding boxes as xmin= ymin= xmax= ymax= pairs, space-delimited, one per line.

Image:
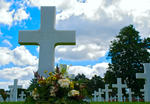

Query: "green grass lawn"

xmin=91 ymin=102 xmax=150 ymax=104
xmin=0 ymin=102 xmax=150 ymax=104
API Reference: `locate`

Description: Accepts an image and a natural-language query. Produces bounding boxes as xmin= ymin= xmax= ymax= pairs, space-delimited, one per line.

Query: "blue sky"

xmin=0 ymin=0 xmax=150 ymax=89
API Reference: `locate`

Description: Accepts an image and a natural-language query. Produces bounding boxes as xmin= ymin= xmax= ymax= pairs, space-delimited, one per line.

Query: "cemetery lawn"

xmin=1 ymin=102 xmax=150 ymax=104
xmin=90 ymin=102 xmax=150 ymax=104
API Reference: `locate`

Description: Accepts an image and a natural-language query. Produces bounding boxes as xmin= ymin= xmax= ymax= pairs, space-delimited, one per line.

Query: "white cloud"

xmin=68 ymin=62 xmax=108 ymax=79
xmin=56 ymin=42 xmax=107 ymax=61
xmin=12 ymin=46 xmax=38 ymax=66
xmin=2 ymin=39 xmax=13 ymax=47
xmin=0 ymin=66 xmax=37 ymax=90
xmin=0 ymin=47 xmax=12 ymax=66
xmin=0 ymin=0 xmax=14 ymax=25
xmin=0 ymin=0 xmax=30 ymax=26
xmin=0 ymin=46 xmax=38 ymax=66
xmin=0 ymin=66 xmax=36 ymax=80
xmin=14 ymin=8 xmax=30 ymax=22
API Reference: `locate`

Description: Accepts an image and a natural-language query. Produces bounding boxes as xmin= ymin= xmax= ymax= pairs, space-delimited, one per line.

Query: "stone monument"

xmin=97 ymin=88 xmax=104 ymax=102
xmin=128 ymin=88 xmax=134 ymax=102
xmin=136 ymin=63 xmax=150 ymax=102
xmin=19 ymin=6 xmax=76 ymax=77
xmin=102 ymin=84 xmax=112 ymax=102
xmin=112 ymin=78 xmax=127 ymax=102
xmin=19 ymin=91 xmax=26 ymax=101
xmin=92 ymin=91 xmax=98 ymax=102
xmin=8 ymin=79 xmax=22 ymax=102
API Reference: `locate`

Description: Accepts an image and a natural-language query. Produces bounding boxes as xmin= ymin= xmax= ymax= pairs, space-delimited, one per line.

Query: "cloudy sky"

xmin=0 ymin=0 xmax=150 ymax=90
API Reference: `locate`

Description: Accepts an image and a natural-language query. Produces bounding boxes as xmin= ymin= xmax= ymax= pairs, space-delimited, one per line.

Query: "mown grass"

xmin=91 ymin=102 xmax=150 ymax=104
xmin=0 ymin=102 xmax=24 ymax=104
xmin=0 ymin=102 xmax=150 ymax=104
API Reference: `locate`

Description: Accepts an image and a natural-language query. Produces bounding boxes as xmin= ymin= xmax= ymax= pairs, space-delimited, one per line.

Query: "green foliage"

xmin=90 ymin=102 xmax=150 ymax=104
xmin=87 ymin=75 xmax=105 ymax=96
xmin=0 ymin=89 xmax=8 ymax=101
xmin=74 ymin=74 xmax=105 ymax=97
xmin=105 ymin=25 xmax=150 ymax=96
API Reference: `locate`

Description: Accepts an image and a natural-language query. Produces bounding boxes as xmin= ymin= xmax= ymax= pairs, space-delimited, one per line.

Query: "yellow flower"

xmin=70 ymin=82 xmax=74 ymax=89
xmin=52 ymin=76 xmax=57 ymax=80
xmin=49 ymin=72 xmax=53 ymax=76
xmin=44 ymin=70 xmax=48 ymax=73
xmin=47 ymin=76 xmax=51 ymax=80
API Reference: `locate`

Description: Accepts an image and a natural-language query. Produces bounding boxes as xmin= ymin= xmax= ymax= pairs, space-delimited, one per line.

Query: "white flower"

xmin=32 ymin=90 xmax=39 ymax=100
xmin=58 ymin=78 xmax=70 ymax=88
xmin=68 ymin=90 xmax=80 ymax=97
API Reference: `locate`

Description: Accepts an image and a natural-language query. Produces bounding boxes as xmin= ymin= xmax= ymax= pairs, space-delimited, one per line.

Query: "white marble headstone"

xmin=140 ymin=85 xmax=146 ymax=102
xmin=136 ymin=63 xmax=150 ymax=102
xmin=0 ymin=95 xmax=4 ymax=102
xmin=97 ymin=88 xmax=104 ymax=102
xmin=8 ymin=79 xmax=22 ymax=102
xmin=19 ymin=7 xmax=76 ymax=77
xmin=92 ymin=91 xmax=98 ymax=102
xmin=102 ymin=84 xmax=112 ymax=102
xmin=112 ymin=78 xmax=127 ymax=102
xmin=128 ymin=88 xmax=134 ymax=102
xmin=19 ymin=91 xmax=26 ymax=101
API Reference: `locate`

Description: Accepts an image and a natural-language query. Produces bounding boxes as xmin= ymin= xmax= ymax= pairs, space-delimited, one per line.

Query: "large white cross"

xmin=112 ymin=78 xmax=127 ymax=102
xmin=19 ymin=6 xmax=76 ymax=77
xmin=136 ymin=63 xmax=150 ymax=102
xmin=8 ymin=79 xmax=22 ymax=102
xmin=102 ymin=84 xmax=112 ymax=102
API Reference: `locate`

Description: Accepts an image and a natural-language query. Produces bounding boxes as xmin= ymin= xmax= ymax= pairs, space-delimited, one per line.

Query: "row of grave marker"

xmin=92 ymin=78 xmax=145 ymax=102
xmin=91 ymin=63 xmax=150 ymax=102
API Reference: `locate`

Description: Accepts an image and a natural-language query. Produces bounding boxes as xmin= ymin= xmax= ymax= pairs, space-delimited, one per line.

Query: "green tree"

xmin=0 ymin=89 xmax=8 ymax=101
xmin=105 ymin=25 xmax=150 ymax=95
xmin=88 ymin=75 xmax=105 ymax=96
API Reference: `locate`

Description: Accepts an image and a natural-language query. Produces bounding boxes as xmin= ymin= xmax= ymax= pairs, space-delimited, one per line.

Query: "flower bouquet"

xmin=25 ymin=65 xmax=89 ymax=104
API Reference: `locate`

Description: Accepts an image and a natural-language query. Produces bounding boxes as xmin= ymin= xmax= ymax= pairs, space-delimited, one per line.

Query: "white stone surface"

xmin=140 ymin=85 xmax=146 ymax=102
xmin=113 ymin=96 xmax=117 ymax=102
xmin=92 ymin=91 xmax=98 ymax=102
xmin=110 ymin=96 xmax=112 ymax=102
xmin=0 ymin=95 xmax=4 ymax=102
xmin=102 ymin=84 xmax=112 ymax=102
xmin=136 ymin=63 xmax=150 ymax=102
xmin=123 ymin=96 xmax=126 ymax=102
xmin=8 ymin=79 xmax=22 ymax=102
xmin=19 ymin=6 xmax=76 ymax=77
xmin=136 ymin=96 xmax=140 ymax=102
xmin=112 ymin=78 xmax=127 ymax=102
xmin=19 ymin=91 xmax=26 ymax=101
xmin=128 ymin=88 xmax=134 ymax=102
xmin=97 ymin=88 xmax=104 ymax=102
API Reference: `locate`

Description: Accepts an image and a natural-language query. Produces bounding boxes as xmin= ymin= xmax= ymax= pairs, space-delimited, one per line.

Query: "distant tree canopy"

xmin=74 ymin=74 xmax=105 ymax=96
xmin=104 ymin=25 xmax=150 ymax=95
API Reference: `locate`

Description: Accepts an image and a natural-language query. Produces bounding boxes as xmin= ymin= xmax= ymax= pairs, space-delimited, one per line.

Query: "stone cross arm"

xmin=19 ymin=30 xmax=75 ymax=46
xmin=54 ymin=30 xmax=76 ymax=46
xmin=136 ymin=73 xmax=145 ymax=79
xmin=19 ymin=31 xmax=40 ymax=45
